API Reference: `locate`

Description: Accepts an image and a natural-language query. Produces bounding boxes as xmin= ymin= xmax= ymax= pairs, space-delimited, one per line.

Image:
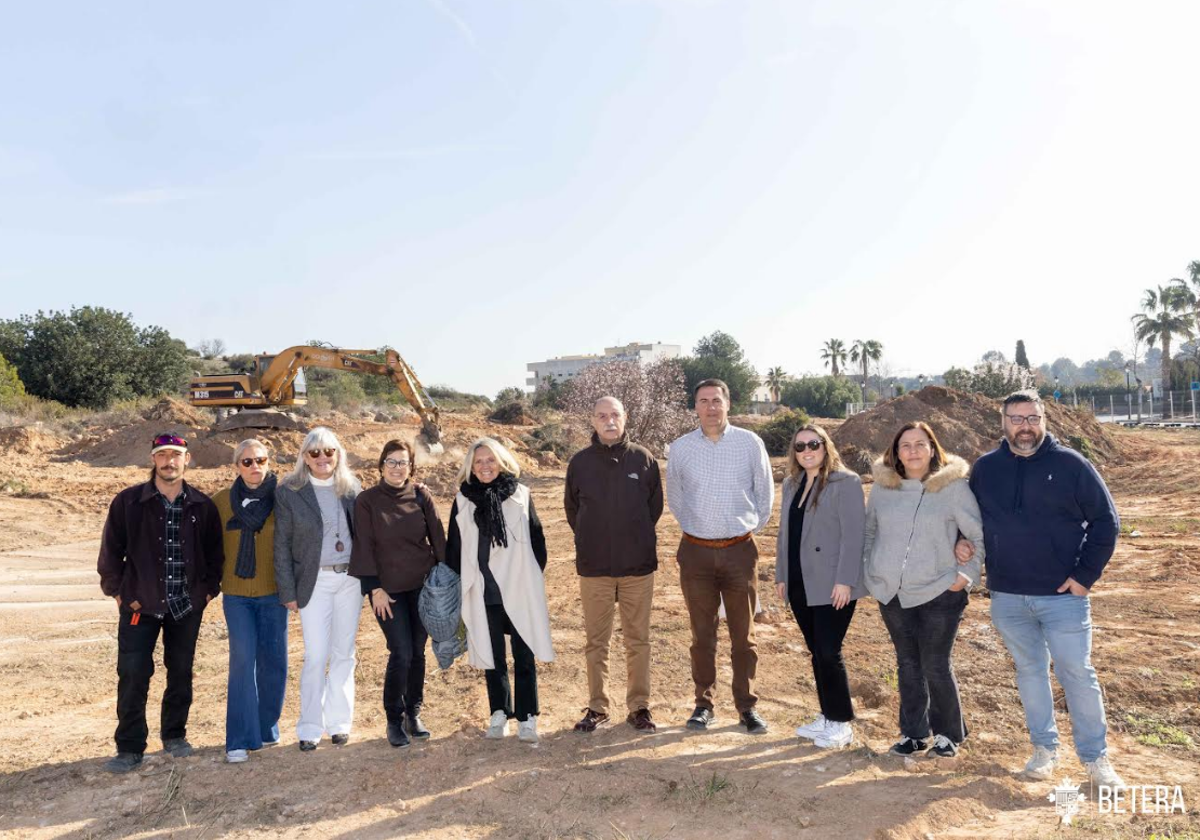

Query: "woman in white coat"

xmin=445 ymin=437 xmax=553 ymax=743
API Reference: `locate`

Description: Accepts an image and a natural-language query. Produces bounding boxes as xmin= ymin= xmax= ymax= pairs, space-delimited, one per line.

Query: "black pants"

xmin=484 ymin=603 xmax=538 ymax=721
xmin=878 ymin=587 xmax=969 ymax=743
xmin=788 ymin=571 xmax=857 ymax=723
xmin=115 ymin=606 xmax=204 ymax=755
xmin=373 ymin=588 xmax=428 ymax=722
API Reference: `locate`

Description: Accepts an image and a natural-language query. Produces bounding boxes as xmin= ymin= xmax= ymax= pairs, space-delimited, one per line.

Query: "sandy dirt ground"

xmin=0 ymin=419 xmax=1197 ymax=840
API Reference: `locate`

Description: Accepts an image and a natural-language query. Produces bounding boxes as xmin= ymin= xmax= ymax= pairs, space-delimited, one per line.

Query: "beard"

xmin=1006 ymin=427 xmax=1044 ymax=453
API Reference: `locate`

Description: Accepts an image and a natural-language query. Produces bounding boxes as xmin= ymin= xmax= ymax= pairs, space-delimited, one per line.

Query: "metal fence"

xmin=845 ymin=402 xmax=878 ymax=417
xmin=1076 ymin=390 xmax=1200 ymax=424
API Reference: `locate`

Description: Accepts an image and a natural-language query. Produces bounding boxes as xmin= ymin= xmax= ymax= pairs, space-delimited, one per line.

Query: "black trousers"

xmin=878 ymin=587 xmax=969 ymax=743
xmin=115 ymin=605 xmax=204 ymax=755
xmin=373 ymin=588 xmax=428 ymax=722
xmin=484 ymin=603 xmax=539 ymax=721
xmin=788 ymin=571 xmax=857 ymax=723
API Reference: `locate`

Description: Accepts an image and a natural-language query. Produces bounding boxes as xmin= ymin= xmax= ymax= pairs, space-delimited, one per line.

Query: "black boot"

xmin=406 ymin=710 xmax=431 ymax=741
xmin=387 ymin=720 xmax=411 ymax=748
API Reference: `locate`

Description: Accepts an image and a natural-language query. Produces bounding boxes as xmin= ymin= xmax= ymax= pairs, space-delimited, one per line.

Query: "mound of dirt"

xmin=142 ymin=396 xmax=211 ymax=426
xmin=487 ymin=401 xmax=537 ymax=426
xmin=832 ymin=386 xmax=1120 ymax=474
xmin=0 ymin=425 xmax=68 ymax=456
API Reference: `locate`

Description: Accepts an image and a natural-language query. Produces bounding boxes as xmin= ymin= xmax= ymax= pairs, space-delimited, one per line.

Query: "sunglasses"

xmin=240 ymin=456 xmax=269 ymax=467
xmin=383 ymin=458 xmax=411 ymax=469
xmin=152 ymin=434 xmax=187 ymax=448
xmin=794 ymin=440 xmax=823 ymax=452
xmin=306 ymin=448 xmax=337 ymax=459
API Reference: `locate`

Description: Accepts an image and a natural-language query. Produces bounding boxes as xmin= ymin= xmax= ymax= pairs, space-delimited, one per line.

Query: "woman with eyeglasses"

xmin=773 ymin=424 xmax=867 ymax=749
xmin=864 ymin=421 xmax=984 ymax=760
xmin=772 ymin=427 xmax=868 ymax=748
xmin=349 ymin=439 xmax=446 ymax=748
xmin=213 ymin=439 xmax=287 ymax=764
xmin=274 ymin=427 xmax=362 ymax=752
xmin=446 ymin=437 xmax=553 ymax=743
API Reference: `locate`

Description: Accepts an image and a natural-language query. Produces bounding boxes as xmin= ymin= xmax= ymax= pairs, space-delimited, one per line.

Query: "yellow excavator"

xmin=188 ymin=345 xmax=442 ymax=450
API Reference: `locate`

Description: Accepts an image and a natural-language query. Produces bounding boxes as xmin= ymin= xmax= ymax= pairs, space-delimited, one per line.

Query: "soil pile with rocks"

xmin=832 ymin=386 xmax=1120 ymax=475
xmin=0 ymin=425 xmax=69 ymax=456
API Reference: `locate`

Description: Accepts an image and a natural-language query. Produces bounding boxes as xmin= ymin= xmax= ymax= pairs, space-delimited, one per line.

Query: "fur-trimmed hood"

xmin=871 ymin=453 xmax=969 ymax=493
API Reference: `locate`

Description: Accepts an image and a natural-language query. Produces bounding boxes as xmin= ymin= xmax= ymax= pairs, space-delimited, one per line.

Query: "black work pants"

xmin=373 ymin=588 xmax=428 ymax=722
xmin=788 ymin=570 xmax=857 ymax=723
xmin=484 ymin=603 xmax=539 ymax=721
xmin=115 ymin=605 xmax=204 ymax=755
xmin=878 ymin=587 xmax=969 ymax=743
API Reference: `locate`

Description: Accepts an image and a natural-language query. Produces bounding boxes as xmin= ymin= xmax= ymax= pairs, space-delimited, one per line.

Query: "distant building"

xmin=526 ymin=341 xmax=681 ymax=390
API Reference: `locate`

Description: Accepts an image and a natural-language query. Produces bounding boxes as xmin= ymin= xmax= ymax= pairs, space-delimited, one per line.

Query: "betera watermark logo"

xmin=1047 ymin=779 xmax=1086 ymax=824
xmin=1097 ymin=785 xmax=1187 ymax=815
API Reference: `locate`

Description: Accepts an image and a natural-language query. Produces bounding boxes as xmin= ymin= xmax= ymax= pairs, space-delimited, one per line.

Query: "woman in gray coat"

xmin=864 ymin=421 xmax=984 ymax=760
xmin=774 ymin=424 xmax=867 ymax=749
xmin=274 ymin=427 xmax=362 ymax=752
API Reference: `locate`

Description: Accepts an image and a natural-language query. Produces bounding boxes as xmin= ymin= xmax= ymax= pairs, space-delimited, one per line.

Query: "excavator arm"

xmin=259 ymin=346 xmax=441 ymax=443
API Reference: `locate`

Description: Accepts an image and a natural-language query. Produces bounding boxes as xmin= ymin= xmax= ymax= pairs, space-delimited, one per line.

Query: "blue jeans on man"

xmin=989 ymin=592 xmax=1108 ymax=762
xmin=223 ymin=594 xmax=289 ymax=752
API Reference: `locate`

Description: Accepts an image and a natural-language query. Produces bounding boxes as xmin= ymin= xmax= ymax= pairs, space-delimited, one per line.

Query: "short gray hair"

xmin=232 ymin=438 xmax=269 ymax=464
xmin=593 ymin=395 xmax=625 ymax=414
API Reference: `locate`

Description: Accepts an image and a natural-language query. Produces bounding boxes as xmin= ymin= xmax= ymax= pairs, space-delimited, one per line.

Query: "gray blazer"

xmin=274 ymin=480 xmax=359 ymax=609
xmin=775 ymin=469 xmax=868 ymax=606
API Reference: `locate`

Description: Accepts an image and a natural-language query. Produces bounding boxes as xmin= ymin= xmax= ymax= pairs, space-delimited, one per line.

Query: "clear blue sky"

xmin=2 ymin=1 xmax=1197 ymax=396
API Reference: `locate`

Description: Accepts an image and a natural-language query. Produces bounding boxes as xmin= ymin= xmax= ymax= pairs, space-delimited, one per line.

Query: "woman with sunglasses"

xmin=213 ymin=439 xmax=287 ymax=764
xmin=773 ymin=424 xmax=867 ymax=749
xmin=274 ymin=427 xmax=362 ymax=751
xmin=864 ymin=422 xmax=983 ymax=760
xmin=446 ymin=437 xmax=553 ymax=743
xmin=349 ymin=439 xmax=446 ymax=749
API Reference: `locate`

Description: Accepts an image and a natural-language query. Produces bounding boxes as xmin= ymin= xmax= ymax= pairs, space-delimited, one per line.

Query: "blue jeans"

xmin=223 ymin=594 xmax=289 ymax=752
xmin=989 ymin=592 xmax=1108 ymax=762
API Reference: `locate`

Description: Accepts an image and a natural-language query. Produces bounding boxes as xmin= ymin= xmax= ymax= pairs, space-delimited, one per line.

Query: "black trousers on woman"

xmin=374 ymin=588 xmax=428 ymax=722
xmin=788 ymin=569 xmax=857 ymax=723
xmin=877 ymin=587 xmax=968 ymax=743
xmin=484 ymin=603 xmax=539 ymax=721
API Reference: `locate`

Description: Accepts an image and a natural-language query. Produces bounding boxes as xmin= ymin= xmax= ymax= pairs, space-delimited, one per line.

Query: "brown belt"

xmin=682 ymin=531 xmax=753 ymax=550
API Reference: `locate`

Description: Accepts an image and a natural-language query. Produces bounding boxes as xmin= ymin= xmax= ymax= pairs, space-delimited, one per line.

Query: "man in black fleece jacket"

xmin=968 ymin=390 xmax=1123 ymax=789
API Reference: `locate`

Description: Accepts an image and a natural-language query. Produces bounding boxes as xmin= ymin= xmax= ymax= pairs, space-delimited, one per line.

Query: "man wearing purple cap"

xmin=97 ymin=433 xmax=224 ymax=773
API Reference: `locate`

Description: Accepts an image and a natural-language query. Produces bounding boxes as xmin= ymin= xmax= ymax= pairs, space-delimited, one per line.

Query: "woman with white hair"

xmin=446 ymin=437 xmax=553 ymax=743
xmin=274 ymin=427 xmax=362 ymax=751
xmin=213 ymin=439 xmax=287 ymax=764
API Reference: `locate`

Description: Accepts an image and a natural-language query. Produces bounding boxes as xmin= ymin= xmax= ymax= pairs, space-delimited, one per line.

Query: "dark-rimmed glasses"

xmin=794 ymin=440 xmax=823 ymax=452
xmin=240 ymin=456 xmax=269 ymax=467
xmin=306 ymin=448 xmax=337 ymax=459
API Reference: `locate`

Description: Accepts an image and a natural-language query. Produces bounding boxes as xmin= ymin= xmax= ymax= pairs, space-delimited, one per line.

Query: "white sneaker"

xmin=1022 ymin=745 xmax=1058 ymax=780
xmin=794 ymin=714 xmax=827 ymax=740
xmin=225 ymin=749 xmax=248 ymax=764
xmin=814 ymin=720 xmax=853 ymax=749
xmin=485 ymin=710 xmax=509 ymax=739
xmin=1084 ymin=755 xmax=1125 ymax=788
xmin=517 ymin=717 xmax=539 ymax=743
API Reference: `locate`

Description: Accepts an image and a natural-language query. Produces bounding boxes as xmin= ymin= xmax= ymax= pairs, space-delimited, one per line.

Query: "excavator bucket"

xmin=214 ymin=408 xmax=309 ymax=434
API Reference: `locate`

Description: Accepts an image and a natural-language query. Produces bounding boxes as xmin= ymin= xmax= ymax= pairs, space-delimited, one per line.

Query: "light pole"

xmin=918 ymin=373 xmax=926 ymax=391
xmin=889 ymin=380 xmax=896 ymax=398
xmin=1124 ymin=362 xmax=1132 ymax=421
xmin=1054 ymin=377 xmax=1060 ymax=403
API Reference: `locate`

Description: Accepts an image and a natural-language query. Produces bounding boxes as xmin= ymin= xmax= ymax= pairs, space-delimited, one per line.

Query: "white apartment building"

xmin=526 ymin=341 xmax=681 ymax=389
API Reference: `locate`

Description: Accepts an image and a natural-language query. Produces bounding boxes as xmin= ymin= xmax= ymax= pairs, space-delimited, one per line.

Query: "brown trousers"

xmin=677 ymin=536 xmax=759 ymax=713
xmin=579 ymin=573 xmax=654 ymax=715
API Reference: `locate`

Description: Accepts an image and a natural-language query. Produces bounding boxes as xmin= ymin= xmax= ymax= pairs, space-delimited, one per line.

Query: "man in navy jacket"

xmin=968 ymin=390 xmax=1123 ymax=788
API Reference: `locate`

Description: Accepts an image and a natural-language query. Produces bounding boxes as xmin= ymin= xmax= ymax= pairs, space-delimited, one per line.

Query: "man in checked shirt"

xmin=667 ymin=379 xmax=774 ymax=734
xmin=97 ymin=433 xmax=224 ymax=773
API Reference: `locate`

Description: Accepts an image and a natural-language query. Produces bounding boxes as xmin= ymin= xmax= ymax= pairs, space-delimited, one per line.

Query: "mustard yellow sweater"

xmin=212 ymin=487 xmax=278 ymax=598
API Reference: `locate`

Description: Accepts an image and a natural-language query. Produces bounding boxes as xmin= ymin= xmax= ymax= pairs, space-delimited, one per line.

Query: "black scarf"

xmin=459 ymin=473 xmax=518 ymax=549
xmin=227 ymin=473 xmax=277 ymax=579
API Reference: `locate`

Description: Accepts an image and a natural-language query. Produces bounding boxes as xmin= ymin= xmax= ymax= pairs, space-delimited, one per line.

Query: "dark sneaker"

xmin=627 ymin=708 xmax=657 ymax=733
xmin=406 ymin=714 xmax=431 ymax=741
xmin=331 ymin=733 xmax=350 ymax=746
xmin=686 ymin=707 xmax=715 ymax=731
xmin=927 ymin=735 xmax=959 ymax=759
xmin=739 ymin=709 xmax=768 ymax=735
xmin=162 ymin=738 xmax=193 ymax=758
xmin=299 ymin=740 xmax=318 ymax=752
xmin=104 ymin=752 xmax=143 ymax=773
xmin=889 ymin=736 xmax=928 ymax=756
xmin=387 ymin=721 xmax=411 ymax=748
xmin=574 ymin=708 xmax=610 ymax=733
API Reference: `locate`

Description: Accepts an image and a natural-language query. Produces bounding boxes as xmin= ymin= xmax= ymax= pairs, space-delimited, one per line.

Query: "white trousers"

xmin=296 ymin=569 xmax=363 ymax=742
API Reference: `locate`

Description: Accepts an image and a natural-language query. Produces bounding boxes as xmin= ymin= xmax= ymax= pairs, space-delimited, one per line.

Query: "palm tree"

xmin=820 ymin=339 xmax=846 ymax=377
xmin=1172 ymin=260 xmax=1200 ymax=336
xmin=765 ymin=366 xmax=787 ymax=404
xmin=1132 ymin=284 xmax=1195 ymax=394
xmin=850 ymin=339 xmax=883 ymax=394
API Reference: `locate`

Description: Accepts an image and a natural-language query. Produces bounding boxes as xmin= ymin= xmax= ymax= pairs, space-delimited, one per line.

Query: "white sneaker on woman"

xmin=1084 ymin=755 xmax=1124 ymax=788
xmin=485 ymin=710 xmax=509 ymax=739
xmin=517 ymin=717 xmax=539 ymax=743
xmin=814 ymin=720 xmax=853 ymax=748
xmin=225 ymin=749 xmax=248 ymax=764
xmin=794 ymin=714 xmax=827 ymax=740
